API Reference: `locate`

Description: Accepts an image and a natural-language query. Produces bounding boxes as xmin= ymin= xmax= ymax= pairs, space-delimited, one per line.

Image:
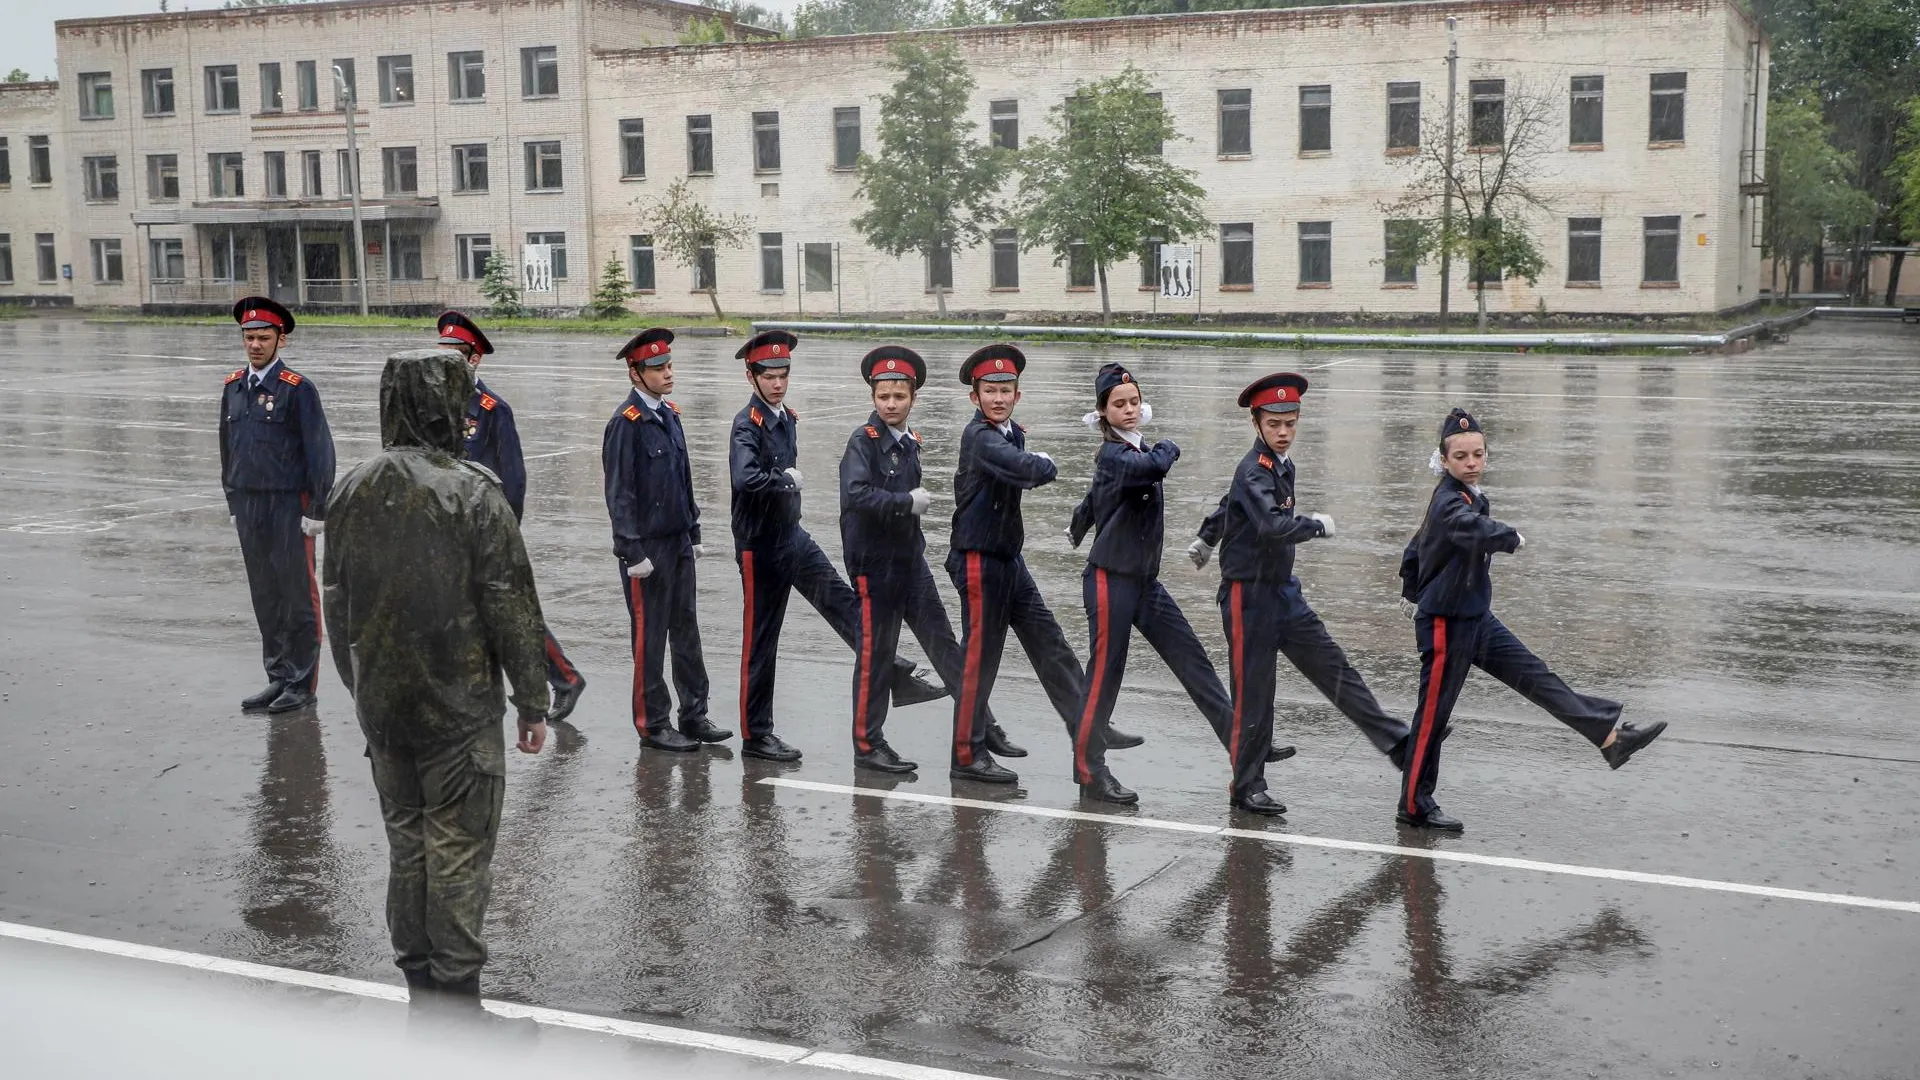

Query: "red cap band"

xmin=440 ymin=323 xmax=479 ymax=347
xmin=1249 ymin=384 xmax=1299 ymax=408
xmin=243 ymin=308 xmax=286 ymax=332
xmin=629 ymin=340 xmax=671 ymax=362
xmin=746 ymin=341 xmax=789 ymax=364
xmin=968 ymin=356 xmax=1015 ymax=381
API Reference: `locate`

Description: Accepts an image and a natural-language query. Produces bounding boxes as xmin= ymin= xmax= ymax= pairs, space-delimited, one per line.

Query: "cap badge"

xmin=1459 ymin=417 xmax=1470 ymax=429
xmin=885 ymin=360 xmax=897 ymax=371
xmin=994 ymin=359 xmax=1006 ymax=371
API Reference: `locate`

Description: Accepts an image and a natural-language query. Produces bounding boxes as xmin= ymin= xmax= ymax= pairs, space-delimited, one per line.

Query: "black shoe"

xmin=1267 ymin=744 xmax=1297 ymax=763
xmin=265 ymin=686 xmax=315 ymax=714
xmin=984 ymin=724 xmax=1028 ymax=758
xmin=679 ymin=715 xmax=733 ymax=743
xmin=855 ymin=743 xmax=918 ymax=774
xmin=1396 ymin=808 xmax=1465 ymax=832
xmin=1106 ymin=727 xmax=1144 ymax=750
xmin=401 ymin=968 xmax=436 ymax=991
xmin=242 ymin=681 xmax=287 ymax=711
xmin=890 ymin=667 xmax=949 ymax=708
xmin=741 ymin=734 xmax=802 ymax=762
xmin=435 ymin=975 xmax=481 ymax=997
xmin=546 ymin=676 xmax=586 ymax=724
xmin=1079 ymin=771 xmax=1138 ymax=805
xmin=1601 ymin=720 xmax=1666 ymax=770
xmin=641 ymin=726 xmax=699 ymax=752
xmin=1232 ymin=791 xmax=1288 ymax=816
xmin=949 ymin=756 xmax=1018 ymax=784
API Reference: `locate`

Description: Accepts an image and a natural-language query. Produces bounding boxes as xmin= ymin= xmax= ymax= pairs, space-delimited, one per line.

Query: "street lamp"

xmin=1439 ymin=14 xmax=1458 ymax=331
xmin=332 ymin=65 xmax=370 ymax=316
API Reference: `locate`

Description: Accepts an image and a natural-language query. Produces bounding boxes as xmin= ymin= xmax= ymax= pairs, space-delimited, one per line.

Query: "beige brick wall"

xmin=0 ymin=83 xmax=74 ymax=301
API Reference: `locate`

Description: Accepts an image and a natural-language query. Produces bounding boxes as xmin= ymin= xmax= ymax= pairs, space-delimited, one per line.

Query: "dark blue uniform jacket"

xmin=219 ymin=360 xmax=336 ymax=515
xmin=729 ymin=397 xmax=803 ymax=552
xmin=1204 ymin=441 xmax=1328 ymax=586
xmin=839 ymin=412 xmax=924 ymax=574
xmin=602 ymin=389 xmax=701 ymax=563
xmin=1070 ymin=437 xmax=1178 ymax=580
xmin=949 ymin=410 xmax=1056 ymax=559
xmin=1398 ymin=474 xmax=1522 ymax=618
xmin=463 ymin=379 xmax=528 ymax=519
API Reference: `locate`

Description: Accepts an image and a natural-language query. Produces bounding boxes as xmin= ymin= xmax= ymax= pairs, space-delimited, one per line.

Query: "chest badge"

xmin=1282 ymin=497 xmax=1294 ymax=509
xmin=464 ymin=416 xmax=479 ymax=440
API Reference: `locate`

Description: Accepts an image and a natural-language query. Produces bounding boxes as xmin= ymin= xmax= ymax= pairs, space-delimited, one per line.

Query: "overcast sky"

xmin=3 ymin=0 xmax=807 ymax=80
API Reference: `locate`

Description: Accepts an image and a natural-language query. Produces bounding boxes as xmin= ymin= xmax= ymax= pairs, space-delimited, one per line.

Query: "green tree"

xmin=794 ymin=0 xmax=937 ymax=37
xmin=709 ymin=0 xmax=792 ymax=35
xmin=636 ymin=177 xmax=753 ymax=319
xmin=590 ymin=254 xmax=634 ymax=319
xmin=1765 ymin=95 xmax=1880 ymax=299
xmin=678 ymin=15 xmax=729 ymax=43
xmin=1010 ymin=66 xmax=1208 ymax=320
xmin=479 ymin=253 xmax=528 ymax=319
xmin=853 ymin=39 xmax=1006 ymax=318
xmin=4 ymin=69 xmax=33 ymax=83
xmin=1889 ymin=95 xmax=1920 ymax=302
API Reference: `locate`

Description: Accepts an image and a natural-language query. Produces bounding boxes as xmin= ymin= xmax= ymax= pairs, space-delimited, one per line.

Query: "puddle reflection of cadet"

xmin=918 ymin=803 xmax=1008 ymax=963
xmin=221 ymin=297 xmax=335 ymax=716
xmin=238 ymin=708 xmax=346 ymax=963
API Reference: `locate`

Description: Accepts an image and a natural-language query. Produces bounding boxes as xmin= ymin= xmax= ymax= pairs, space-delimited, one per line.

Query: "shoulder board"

xmin=909 ymin=429 xmax=921 ymax=443
xmin=665 ymin=400 xmax=680 ymax=414
xmin=1014 ymin=423 xmax=1026 ymax=433
xmin=864 ymin=425 xmax=879 ymax=439
xmin=623 ymin=405 xmax=643 ymax=422
xmin=225 ymin=368 xmax=246 ymax=384
xmin=1460 ymin=491 xmax=1473 ymax=504
xmin=479 ymin=394 xmax=497 ymax=412
xmin=278 ymin=370 xmax=303 ymax=386
xmin=1258 ymin=454 xmax=1274 ymax=469
xmin=789 ymin=408 xmax=799 ymax=422
xmin=750 ymin=408 xmax=764 ymax=426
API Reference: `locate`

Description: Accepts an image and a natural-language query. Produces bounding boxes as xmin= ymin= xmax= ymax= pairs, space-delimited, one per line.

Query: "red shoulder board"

xmin=750 ymin=408 xmax=764 ymax=426
xmin=909 ymin=430 xmax=921 ymax=443
xmin=278 ymin=370 xmax=303 ymax=386
xmin=1015 ymin=423 xmax=1027 ymax=433
xmin=864 ymin=425 xmax=879 ymax=439
xmin=225 ymin=369 xmax=245 ymax=384
xmin=623 ymin=405 xmax=643 ymax=422
xmin=665 ymin=400 xmax=680 ymax=414
xmin=1460 ymin=491 xmax=1473 ymax=504
xmin=788 ymin=408 xmax=799 ymax=422
xmin=1258 ymin=454 xmax=1274 ymax=469
xmin=479 ymin=394 xmax=497 ymax=412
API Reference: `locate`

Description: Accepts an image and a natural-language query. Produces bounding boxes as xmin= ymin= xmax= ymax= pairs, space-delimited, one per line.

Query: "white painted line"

xmin=0 ymin=919 xmax=1008 ymax=1080
xmin=762 ymin=779 xmax=1920 ymax=916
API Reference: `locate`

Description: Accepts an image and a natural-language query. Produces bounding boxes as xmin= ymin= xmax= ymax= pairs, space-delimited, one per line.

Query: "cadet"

xmin=1067 ymin=362 xmax=1233 ymax=806
xmin=438 ymin=311 xmax=587 ymax=724
xmin=1192 ymin=373 xmax=1411 ymax=816
xmin=1396 ymin=408 xmax=1666 ymax=832
xmin=729 ymin=330 xmax=945 ymax=762
xmin=947 ymin=344 xmax=1134 ymax=787
xmin=322 ymin=348 xmax=549 ymax=1000
xmin=602 ymin=328 xmax=725 ymax=751
xmin=220 ymin=296 xmax=335 ymax=715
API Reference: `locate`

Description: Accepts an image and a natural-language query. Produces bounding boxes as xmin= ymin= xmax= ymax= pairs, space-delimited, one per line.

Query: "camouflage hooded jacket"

xmin=322 ymin=349 xmax=551 ymax=745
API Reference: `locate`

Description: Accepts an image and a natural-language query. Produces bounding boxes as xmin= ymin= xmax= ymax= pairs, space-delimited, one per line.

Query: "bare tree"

xmin=635 ymin=177 xmax=753 ymax=319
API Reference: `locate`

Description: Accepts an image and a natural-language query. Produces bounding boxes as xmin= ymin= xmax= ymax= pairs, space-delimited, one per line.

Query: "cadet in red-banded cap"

xmin=602 ymin=327 xmax=726 ymax=751
xmin=220 ymin=295 xmax=335 ymax=716
xmin=726 ymin=331 xmax=945 ymax=763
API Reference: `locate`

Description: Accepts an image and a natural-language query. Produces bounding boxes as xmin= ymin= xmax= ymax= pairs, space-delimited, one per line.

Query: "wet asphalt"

xmin=0 ymin=316 xmax=1916 ymax=1079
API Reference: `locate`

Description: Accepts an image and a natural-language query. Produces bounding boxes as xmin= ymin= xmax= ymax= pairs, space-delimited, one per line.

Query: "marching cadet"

xmin=437 ymin=311 xmax=587 ymax=724
xmin=602 ymin=328 xmax=725 ymax=751
xmin=729 ymin=330 xmax=945 ymax=762
xmin=1396 ymin=408 xmax=1666 ymax=831
xmin=1191 ymin=373 xmax=1411 ymax=816
xmin=947 ymin=344 xmax=1135 ymax=787
xmin=220 ymin=296 xmax=335 ymax=715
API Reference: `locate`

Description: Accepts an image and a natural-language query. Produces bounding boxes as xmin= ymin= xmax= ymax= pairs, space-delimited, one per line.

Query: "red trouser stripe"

xmin=301 ymin=493 xmax=322 ymax=692
xmin=738 ymin=551 xmax=755 ymax=740
xmin=1228 ymin=581 xmax=1244 ymax=790
xmin=628 ymin=575 xmax=648 ymax=735
xmin=1074 ymin=568 xmax=1110 ymax=784
xmin=954 ymin=552 xmax=983 ymax=765
xmin=545 ymin=632 xmax=578 ymax=684
xmin=1406 ymin=616 xmax=1448 ymax=815
xmin=854 ymin=575 xmax=874 ymax=753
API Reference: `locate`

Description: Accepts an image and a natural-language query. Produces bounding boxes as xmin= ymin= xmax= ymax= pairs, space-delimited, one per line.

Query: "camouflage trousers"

xmin=364 ymin=724 xmax=506 ymax=985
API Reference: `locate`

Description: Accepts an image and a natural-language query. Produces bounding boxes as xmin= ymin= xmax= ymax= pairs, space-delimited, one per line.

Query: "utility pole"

xmin=334 ymin=65 xmax=370 ymax=316
xmin=1439 ymin=15 xmax=1458 ymax=331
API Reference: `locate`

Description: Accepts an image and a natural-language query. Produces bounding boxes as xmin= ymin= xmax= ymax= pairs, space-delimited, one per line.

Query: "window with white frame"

xmin=90 ymin=238 xmax=123 ymax=283
xmin=628 ymin=234 xmax=656 ymax=291
xmin=456 ymin=234 xmax=492 ymax=280
xmin=142 ymin=68 xmax=175 ymax=116
xmin=36 ymin=234 xmax=56 ymax=281
xmin=1298 ymin=221 xmax=1332 ymax=284
xmin=760 ymin=231 xmax=783 ymax=291
xmin=260 ymin=63 xmax=284 ymax=113
xmin=619 ymin=119 xmax=645 ymax=178
xmin=383 ymin=146 xmax=417 ymax=194
xmin=0 ymin=234 xmax=12 ymax=283
xmin=296 ymin=61 xmax=319 ymax=112
xmin=301 ymin=150 xmax=323 ymax=197
xmin=331 ymin=59 xmax=357 ymax=110
xmin=388 ymin=234 xmax=423 ymax=281
xmin=833 ymin=107 xmax=860 ymax=169
xmin=150 ymin=238 xmax=185 ymax=283
xmin=991 ymin=229 xmax=1019 ymax=289
xmin=378 ymin=55 xmax=414 ymax=104
xmin=1650 ymin=73 xmax=1686 ymax=143
xmin=1567 ymin=217 xmax=1603 ymax=283
xmin=211 ymin=230 xmax=247 ymax=282
xmin=524 ymin=140 xmax=561 ymax=191
xmin=1221 ymin=222 xmax=1255 ymax=286
xmin=79 ymin=73 xmax=113 ymax=119
xmin=453 ymin=143 xmax=488 ymax=192
xmin=520 ymin=46 xmax=558 ymax=99
xmin=205 ymin=65 xmax=240 ymax=114
xmin=263 ymin=151 xmax=286 ymax=198
xmin=28 ymin=136 xmax=51 ymax=185
xmin=753 ymin=111 xmax=780 ymax=172
xmin=83 ymin=155 xmax=118 ymax=202
xmin=208 ymin=153 xmax=244 ymax=198
xmin=448 ymin=51 xmax=485 ymax=101
xmin=337 ymin=149 xmax=360 ymax=195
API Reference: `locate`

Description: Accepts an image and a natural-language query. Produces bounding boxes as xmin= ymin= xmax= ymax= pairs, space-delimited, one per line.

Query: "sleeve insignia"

xmin=479 ymin=394 xmax=497 ymax=411
xmin=623 ymin=405 xmax=643 ymax=422
xmin=278 ymin=370 xmax=303 ymax=386
xmin=225 ymin=369 xmax=245 ymax=384
xmin=864 ymin=425 xmax=879 ymax=439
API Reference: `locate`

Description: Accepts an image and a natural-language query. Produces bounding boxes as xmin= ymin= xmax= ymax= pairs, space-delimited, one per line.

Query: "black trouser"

xmin=947 ymin=550 xmax=1086 ymax=768
xmin=1220 ymin=580 xmax=1411 ymax=801
xmin=233 ymin=489 xmax=320 ymax=693
xmin=850 ymin=556 xmax=999 ymax=754
xmin=542 ymin=626 xmax=581 ymax=691
xmin=1074 ymin=566 xmax=1233 ymax=785
xmin=619 ymin=543 xmax=709 ymax=736
xmin=1401 ymin=611 xmax=1621 ymax=816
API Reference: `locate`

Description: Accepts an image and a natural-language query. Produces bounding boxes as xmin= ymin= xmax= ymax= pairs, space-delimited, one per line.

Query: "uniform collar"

xmin=1251 ymin=438 xmax=1290 ymax=467
xmin=1115 ymin=428 xmax=1145 ymax=450
xmin=868 ymin=410 xmax=911 ymax=446
xmin=636 ymin=387 xmax=664 ymax=413
xmin=244 ymin=357 xmax=282 ymax=386
xmin=755 ymin=394 xmax=787 ymax=421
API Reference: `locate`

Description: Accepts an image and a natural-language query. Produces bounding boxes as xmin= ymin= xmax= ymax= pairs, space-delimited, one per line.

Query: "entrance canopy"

xmin=132 ymin=201 xmax=439 ymax=226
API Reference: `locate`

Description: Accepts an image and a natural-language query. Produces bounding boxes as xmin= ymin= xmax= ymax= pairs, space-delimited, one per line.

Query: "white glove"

xmin=626 ymin=557 xmax=655 ymax=579
xmin=1032 ymin=451 xmax=1053 ymax=465
xmin=908 ymin=487 xmax=931 ymax=516
xmin=300 ymin=517 xmax=325 ymax=537
xmin=229 ymin=515 xmax=237 ymax=527
xmin=784 ymin=466 xmax=803 ymax=491
xmin=1398 ymin=597 xmax=1419 ymax=621
xmin=1140 ymin=401 xmax=1153 ymax=424
xmin=1308 ymin=512 xmax=1335 ymax=538
xmin=691 ymin=544 xmax=705 ymax=561
xmin=1186 ymin=538 xmax=1213 ymax=569
xmin=1515 ymin=532 xmax=1527 ymax=550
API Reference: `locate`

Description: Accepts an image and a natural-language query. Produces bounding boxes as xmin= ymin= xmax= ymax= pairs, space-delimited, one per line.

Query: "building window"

xmin=760 ymin=231 xmax=783 ymax=291
xmin=1067 ymin=241 xmax=1094 ymax=288
xmin=142 ymin=68 xmax=175 ymax=116
xmin=1650 ymin=73 xmax=1686 ymax=143
xmin=927 ymin=244 xmax=952 ymax=291
xmin=833 ymin=106 xmax=860 ymax=169
xmin=520 ymin=46 xmax=558 ymax=99
xmin=0 ymin=139 xmax=8 ymax=186
xmin=525 ymin=231 xmax=567 ymax=279
xmin=205 ymin=65 xmax=240 ymax=113
xmin=456 ymin=234 xmax=492 ymax=280
xmin=260 ymin=63 xmax=283 ymax=113
xmin=337 ymin=149 xmax=360 ymax=195
xmin=0 ymin=234 xmax=12 ymax=283
xmin=301 ymin=150 xmax=323 ymax=197
xmin=383 ymin=146 xmax=417 ymax=194
xmin=619 ymin=119 xmax=645 ymax=178
xmin=150 ymin=238 xmax=185 ymax=283
xmin=388 ymin=233 xmax=423 ymax=281
xmin=378 ymin=55 xmax=414 ymax=105
xmin=1569 ymin=75 xmax=1603 ymax=146
xmin=211 ymin=230 xmax=247 ymax=282
xmin=524 ymin=141 xmax=562 ymax=191
xmin=208 ymin=153 xmax=244 ymax=198
xmin=91 ymin=239 xmax=124 ymax=284
xmin=1138 ymin=238 xmax=1162 ymax=288
xmin=1388 ymin=81 xmax=1420 ymax=150
xmin=989 ymin=99 xmax=1018 ymax=150
xmin=264 ymin=151 xmax=286 ymax=198
xmin=1218 ymin=89 xmax=1252 ymax=155
xmin=83 ymin=155 xmax=118 ymax=203
xmin=296 ymin=61 xmax=319 ymax=112
xmin=752 ymin=111 xmax=781 ymax=172
xmin=629 ymin=234 xmax=656 ymax=291
xmin=452 ymin=143 xmax=488 ymax=192
xmin=79 ymin=72 xmax=113 ymax=119
xmin=1221 ymin=222 xmax=1254 ymax=286
xmin=991 ymin=228 xmax=1019 ymax=289
xmin=1384 ymin=219 xmax=1420 ymax=283
xmin=1567 ymin=217 xmax=1602 ymax=283
xmin=1643 ymin=215 xmax=1679 ymax=283
xmin=804 ymin=243 xmax=833 ymax=291
xmin=687 ymin=114 xmax=713 ymax=174
xmin=1299 ymin=85 xmax=1331 ymax=153
xmin=449 ymin=51 xmax=485 ymax=101
xmin=36 ymin=234 xmax=57 ymax=282
xmin=331 ymin=58 xmax=356 ymax=110
xmin=1298 ymin=221 xmax=1332 ymax=284
xmin=1470 ymin=79 xmax=1505 ymax=147
xmin=694 ymin=242 xmax=716 ymax=292
xmin=28 ymin=136 xmax=51 ymax=185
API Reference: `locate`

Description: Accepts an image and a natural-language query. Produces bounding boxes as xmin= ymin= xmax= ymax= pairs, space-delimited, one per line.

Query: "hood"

xmin=380 ymin=348 xmax=474 ymax=452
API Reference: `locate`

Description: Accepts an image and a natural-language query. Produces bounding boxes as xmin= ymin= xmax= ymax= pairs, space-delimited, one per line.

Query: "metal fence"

xmin=147 ymin=278 xmax=445 ymax=308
